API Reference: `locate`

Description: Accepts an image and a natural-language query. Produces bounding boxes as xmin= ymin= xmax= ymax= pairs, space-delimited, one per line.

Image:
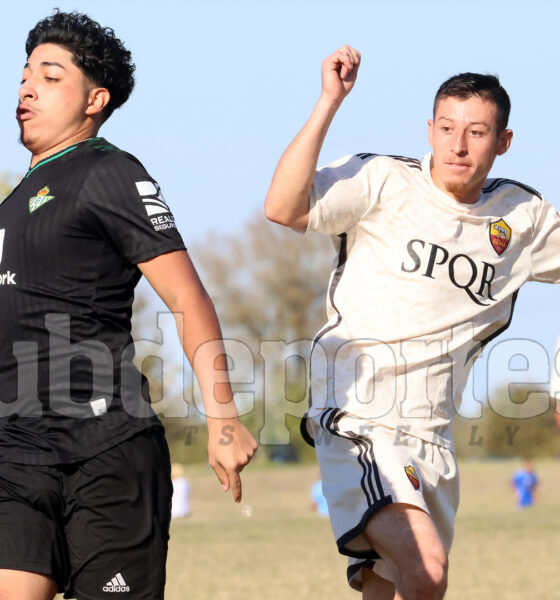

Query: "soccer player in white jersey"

xmin=265 ymin=46 xmax=560 ymax=599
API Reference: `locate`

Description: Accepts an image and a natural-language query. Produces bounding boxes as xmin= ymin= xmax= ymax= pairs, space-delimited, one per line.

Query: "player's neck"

xmin=430 ymin=168 xmax=482 ymax=205
xmin=29 ymin=127 xmax=102 ymax=168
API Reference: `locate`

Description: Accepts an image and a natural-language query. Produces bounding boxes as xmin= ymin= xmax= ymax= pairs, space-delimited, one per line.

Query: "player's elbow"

xmin=264 ymin=193 xmax=288 ymax=225
xmin=264 ymin=193 xmax=309 ymax=230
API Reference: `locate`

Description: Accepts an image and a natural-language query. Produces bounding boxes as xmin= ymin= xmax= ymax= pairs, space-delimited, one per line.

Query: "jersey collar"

xmin=25 ymin=137 xmax=102 ymax=179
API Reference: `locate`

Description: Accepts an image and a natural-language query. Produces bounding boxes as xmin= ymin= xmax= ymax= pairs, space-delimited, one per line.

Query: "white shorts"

xmin=302 ymin=408 xmax=460 ymax=592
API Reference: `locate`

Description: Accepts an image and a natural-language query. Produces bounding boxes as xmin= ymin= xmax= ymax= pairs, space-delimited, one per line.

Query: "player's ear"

xmin=86 ymin=87 xmax=110 ymax=116
xmin=497 ymin=128 xmax=513 ymax=156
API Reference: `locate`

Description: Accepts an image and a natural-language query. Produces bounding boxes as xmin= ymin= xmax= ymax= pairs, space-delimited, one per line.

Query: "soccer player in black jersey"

xmin=1 ymin=11 xmax=257 ymax=599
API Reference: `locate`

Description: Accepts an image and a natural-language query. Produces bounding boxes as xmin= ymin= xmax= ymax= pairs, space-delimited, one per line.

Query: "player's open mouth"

xmin=16 ymin=106 xmax=36 ymax=121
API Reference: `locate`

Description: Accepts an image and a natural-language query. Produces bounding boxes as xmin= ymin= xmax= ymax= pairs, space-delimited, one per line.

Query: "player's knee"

xmin=401 ymin=552 xmax=448 ymax=600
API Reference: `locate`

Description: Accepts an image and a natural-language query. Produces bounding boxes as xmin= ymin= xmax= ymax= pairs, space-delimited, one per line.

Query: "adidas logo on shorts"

xmin=102 ymin=572 xmax=130 ymax=592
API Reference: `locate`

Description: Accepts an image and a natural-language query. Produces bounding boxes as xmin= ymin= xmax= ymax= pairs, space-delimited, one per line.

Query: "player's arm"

xmin=138 ymin=249 xmax=258 ymax=502
xmin=264 ymin=45 xmax=361 ymax=231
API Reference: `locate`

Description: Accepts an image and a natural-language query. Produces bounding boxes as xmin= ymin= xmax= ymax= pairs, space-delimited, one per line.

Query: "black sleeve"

xmin=77 ymin=151 xmax=186 ymax=264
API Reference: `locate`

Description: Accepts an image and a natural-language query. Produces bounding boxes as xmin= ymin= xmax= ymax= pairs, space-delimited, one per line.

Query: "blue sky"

xmin=2 ymin=0 xmax=560 ymax=413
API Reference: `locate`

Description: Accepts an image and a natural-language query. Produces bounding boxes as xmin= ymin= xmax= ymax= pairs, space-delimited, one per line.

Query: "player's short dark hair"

xmin=434 ymin=73 xmax=511 ymax=132
xmin=26 ymin=10 xmax=135 ymax=119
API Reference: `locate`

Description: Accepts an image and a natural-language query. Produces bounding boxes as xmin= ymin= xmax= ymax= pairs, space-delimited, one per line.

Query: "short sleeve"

xmin=307 ymin=154 xmax=381 ymax=235
xmin=78 ymin=152 xmax=186 ymax=264
xmin=529 ymin=199 xmax=560 ymax=283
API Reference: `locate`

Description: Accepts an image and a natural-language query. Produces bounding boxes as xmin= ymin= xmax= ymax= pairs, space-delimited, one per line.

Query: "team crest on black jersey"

xmin=28 ymin=186 xmax=55 ymax=213
xmin=489 ymin=219 xmax=511 ymax=256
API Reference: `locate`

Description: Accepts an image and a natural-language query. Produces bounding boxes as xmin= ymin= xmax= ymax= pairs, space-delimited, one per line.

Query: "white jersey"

xmin=307 ymin=153 xmax=560 ymax=449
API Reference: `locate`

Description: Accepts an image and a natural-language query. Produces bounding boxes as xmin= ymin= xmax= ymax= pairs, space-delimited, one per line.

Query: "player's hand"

xmin=207 ymin=417 xmax=258 ymax=502
xmin=321 ymin=45 xmax=361 ymax=105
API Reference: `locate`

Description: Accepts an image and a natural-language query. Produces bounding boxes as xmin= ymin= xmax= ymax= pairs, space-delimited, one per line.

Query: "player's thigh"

xmin=64 ymin=428 xmax=172 ymax=600
xmin=364 ymin=503 xmax=447 ymax=579
xmin=0 ymin=570 xmax=57 ymax=600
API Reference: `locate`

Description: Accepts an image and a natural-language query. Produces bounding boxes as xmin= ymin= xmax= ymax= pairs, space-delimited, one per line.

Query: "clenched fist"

xmin=321 ymin=45 xmax=361 ymax=105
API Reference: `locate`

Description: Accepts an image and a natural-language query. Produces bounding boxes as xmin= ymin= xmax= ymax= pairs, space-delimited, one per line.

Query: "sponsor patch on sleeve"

xmin=135 ymin=180 xmax=177 ymax=232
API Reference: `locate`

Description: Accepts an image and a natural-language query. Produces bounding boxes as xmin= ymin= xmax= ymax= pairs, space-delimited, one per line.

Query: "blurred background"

xmin=2 ymin=1 xmax=560 ymax=597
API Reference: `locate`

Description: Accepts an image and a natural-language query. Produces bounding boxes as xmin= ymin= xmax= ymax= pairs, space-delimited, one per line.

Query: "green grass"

xmin=166 ymin=462 xmax=354 ymax=599
xmin=446 ymin=460 xmax=560 ymax=600
xmin=164 ymin=459 xmax=560 ymax=599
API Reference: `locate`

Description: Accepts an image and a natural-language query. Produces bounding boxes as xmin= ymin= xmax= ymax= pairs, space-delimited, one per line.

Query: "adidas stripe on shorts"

xmin=302 ymin=408 xmax=460 ymax=591
xmin=0 ymin=426 xmax=172 ymax=599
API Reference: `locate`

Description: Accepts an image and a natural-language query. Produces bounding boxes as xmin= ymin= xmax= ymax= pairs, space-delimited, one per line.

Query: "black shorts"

xmin=0 ymin=426 xmax=172 ymax=599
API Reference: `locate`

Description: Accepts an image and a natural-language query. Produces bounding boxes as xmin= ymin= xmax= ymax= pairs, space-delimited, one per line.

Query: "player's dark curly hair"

xmin=26 ymin=10 xmax=135 ymax=119
xmin=434 ymin=73 xmax=511 ymax=132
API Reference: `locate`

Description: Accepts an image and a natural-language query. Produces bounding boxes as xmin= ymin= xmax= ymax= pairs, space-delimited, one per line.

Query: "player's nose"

xmin=452 ymin=132 xmax=468 ymax=156
xmin=18 ymin=78 xmax=38 ymax=102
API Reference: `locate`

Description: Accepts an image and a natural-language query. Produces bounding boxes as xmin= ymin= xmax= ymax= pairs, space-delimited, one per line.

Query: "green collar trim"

xmin=25 ymin=137 xmax=102 ymax=178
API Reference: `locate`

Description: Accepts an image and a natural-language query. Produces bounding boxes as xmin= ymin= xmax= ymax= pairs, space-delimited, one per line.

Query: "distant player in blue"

xmin=311 ymin=480 xmax=329 ymax=516
xmin=511 ymin=460 xmax=538 ymax=508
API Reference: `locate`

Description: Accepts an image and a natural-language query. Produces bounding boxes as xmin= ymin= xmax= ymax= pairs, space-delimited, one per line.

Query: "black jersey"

xmin=0 ymin=138 xmax=186 ymax=464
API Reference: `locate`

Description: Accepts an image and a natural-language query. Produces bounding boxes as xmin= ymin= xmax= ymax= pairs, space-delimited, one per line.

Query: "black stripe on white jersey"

xmin=356 ymin=153 xmax=422 ymax=170
xmin=464 ymin=290 xmax=519 ymax=365
xmin=482 ymin=178 xmax=543 ymax=199
xmin=387 ymin=155 xmax=422 ymax=170
xmin=311 ymin=234 xmax=347 ymax=344
xmin=307 ymin=233 xmax=348 ymax=409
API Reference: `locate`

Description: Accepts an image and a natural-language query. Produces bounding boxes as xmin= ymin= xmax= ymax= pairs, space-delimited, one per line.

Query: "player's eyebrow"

xmin=437 ymin=116 xmax=490 ymax=127
xmin=23 ymin=61 xmax=67 ymax=70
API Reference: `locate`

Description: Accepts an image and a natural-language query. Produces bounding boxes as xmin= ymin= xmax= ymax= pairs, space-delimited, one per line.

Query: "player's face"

xmin=428 ymin=95 xmax=513 ymax=204
xmin=17 ymin=44 xmax=101 ymax=163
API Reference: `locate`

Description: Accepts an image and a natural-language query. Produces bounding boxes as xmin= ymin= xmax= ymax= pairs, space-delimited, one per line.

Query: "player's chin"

xmin=443 ymin=179 xmax=469 ymax=198
xmin=19 ymin=129 xmax=36 ymax=150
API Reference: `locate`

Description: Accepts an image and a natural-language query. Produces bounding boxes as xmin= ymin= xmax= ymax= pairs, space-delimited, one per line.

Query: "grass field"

xmin=164 ymin=459 xmax=560 ymax=599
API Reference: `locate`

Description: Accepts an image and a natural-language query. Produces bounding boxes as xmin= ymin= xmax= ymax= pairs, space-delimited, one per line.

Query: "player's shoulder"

xmin=320 ymin=152 xmax=421 ymax=181
xmin=482 ymin=177 xmax=543 ymax=202
xmin=80 ymin=137 xmax=147 ymax=173
xmin=354 ymin=152 xmax=422 ymax=171
xmin=74 ymin=139 xmax=157 ymax=210
xmin=356 ymin=153 xmax=423 ymax=182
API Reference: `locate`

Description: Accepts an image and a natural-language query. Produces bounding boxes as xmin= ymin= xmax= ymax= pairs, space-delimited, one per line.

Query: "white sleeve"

xmin=307 ymin=154 xmax=383 ymax=235
xmin=529 ymin=199 xmax=560 ymax=283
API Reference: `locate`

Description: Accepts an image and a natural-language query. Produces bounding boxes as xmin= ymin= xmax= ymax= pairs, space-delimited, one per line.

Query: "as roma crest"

xmin=489 ymin=219 xmax=511 ymax=256
xmin=404 ymin=465 xmax=420 ymax=490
